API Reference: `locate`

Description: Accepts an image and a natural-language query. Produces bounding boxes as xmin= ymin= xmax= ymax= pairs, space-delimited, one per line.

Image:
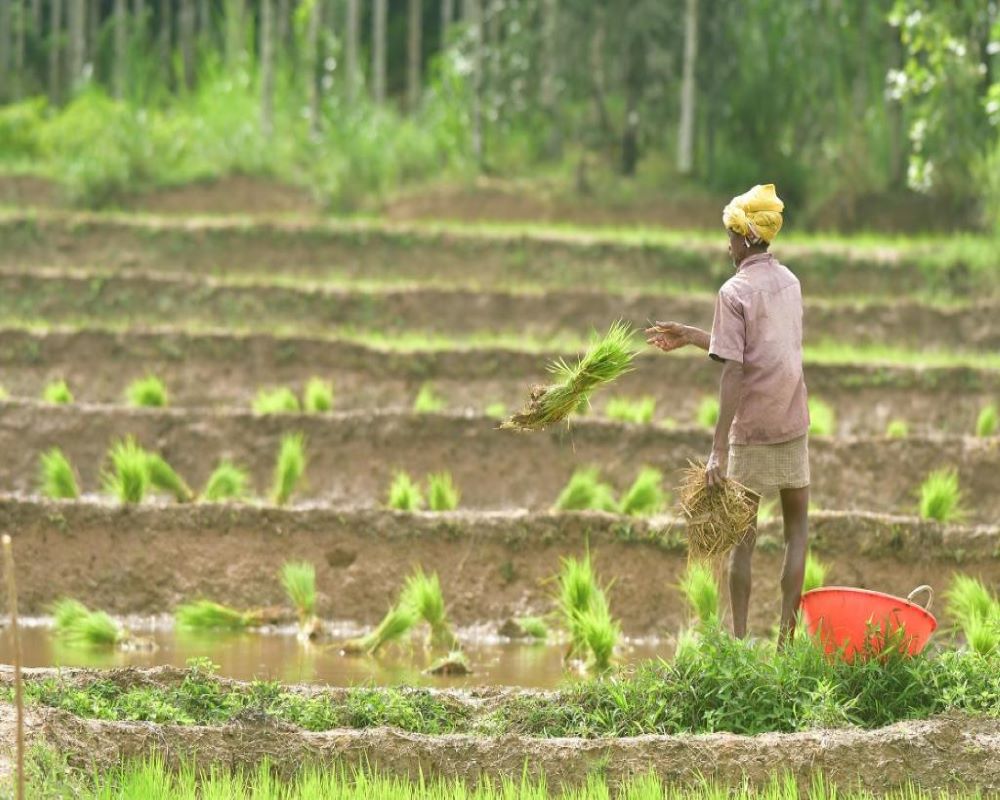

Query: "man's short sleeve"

xmin=709 ymin=287 xmax=745 ymax=363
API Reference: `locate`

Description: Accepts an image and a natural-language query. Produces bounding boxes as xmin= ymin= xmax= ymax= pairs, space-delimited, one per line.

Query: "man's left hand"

xmin=705 ymin=448 xmax=728 ymax=489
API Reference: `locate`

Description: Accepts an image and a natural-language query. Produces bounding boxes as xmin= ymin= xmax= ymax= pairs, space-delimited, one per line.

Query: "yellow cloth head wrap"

xmin=722 ymin=183 xmax=784 ymax=243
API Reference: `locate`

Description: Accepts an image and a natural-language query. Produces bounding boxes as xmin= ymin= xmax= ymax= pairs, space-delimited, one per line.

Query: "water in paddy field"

xmin=0 ymin=624 xmax=671 ymax=689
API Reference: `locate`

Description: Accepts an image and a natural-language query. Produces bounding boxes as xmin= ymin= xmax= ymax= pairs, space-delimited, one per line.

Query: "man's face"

xmin=727 ymin=229 xmax=744 ymax=266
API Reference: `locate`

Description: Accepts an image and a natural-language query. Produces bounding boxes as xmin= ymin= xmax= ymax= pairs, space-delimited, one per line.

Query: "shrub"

xmin=145 ymin=453 xmax=193 ymax=502
xmin=387 ymin=471 xmax=424 ymax=511
xmin=413 ymin=383 xmax=445 ymax=414
xmin=976 ymin=403 xmax=998 ymax=437
xmin=679 ymin=562 xmax=719 ymax=628
xmin=253 ymin=387 xmax=301 ymax=415
xmin=102 ymin=437 xmax=150 ymax=504
xmin=201 ymin=461 xmax=250 ymax=502
xmin=427 ymin=471 xmax=460 ymax=511
xmin=918 ymin=468 xmax=962 ymax=522
xmin=270 ymin=433 xmax=307 ymax=506
xmin=303 ymin=378 xmax=334 ymax=413
xmin=125 ymin=375 xmax=169 ymax=408
xmin=175 ymin=600 xmax=257 ymax=631
xmin=696 ymin=396 xmax=719 ymax=429
xmin=802 ymin=552 xmax=829 ymax=593
xmin=605 ymin=396 xmax=655 ymax=425
xmin=618 ymin=467 xmax=667 ymax=516
xmin=42 ymin=380 xmax=73 ymax=405
xmin=553 ymin=468 xmax=617 ymax=513
xmin=281 ymin=561 xmax=317 ymax=629
xmin=886 ymin=419 xmax=910 ymax=438
xmin=39 ymin=448 xmax=79 ymax=500
xmin=808 ymin=398 xmax=836 ymax=436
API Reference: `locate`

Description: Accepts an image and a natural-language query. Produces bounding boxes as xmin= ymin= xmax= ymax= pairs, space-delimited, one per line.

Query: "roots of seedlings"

xmin=678 ymin=461 xmax=756 ymax=560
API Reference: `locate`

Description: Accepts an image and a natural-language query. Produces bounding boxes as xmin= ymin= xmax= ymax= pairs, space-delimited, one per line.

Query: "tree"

xmin=158 ymin=0 xmax=172 ymax=88
xmin=676 ymin=0 xmax=697 ymax=175
xmin=113 ymin=0 xmax=127 ymax=98
xmin=260 ymin=0 xmax=275 ymax=137
xmin=373 ymin=0 xmax=387 ymax=104
xmin=226 ymin=0 xmax=246 ymax=67
xmin=441 ymin=0 xmax=454 ymax=44
xmin=346 ymin=0 xmax=359 ymax=100
xmin=407 ymin=0 xmax=422 ymax=112
xmin=48 ymin=0 xmax=63 ymax=101
xmin=0 ymin=0 xmax=10 ymax=101
xmin=179 ymin=0 xmax=196 ymax=90
xmin=67 ymin=0 xmax=85 ymax=91
xmin=463 ymin=0 xmax=483 ymax=164
xmin=305 ymin=0 xmax=321 ymax=136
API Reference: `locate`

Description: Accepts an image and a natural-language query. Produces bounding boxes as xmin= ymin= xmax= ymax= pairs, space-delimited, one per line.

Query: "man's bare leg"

xmin=777 ymin=485 xmax=810 ymax=647
xmin=728 ymin=494 xmax=759 ymax=639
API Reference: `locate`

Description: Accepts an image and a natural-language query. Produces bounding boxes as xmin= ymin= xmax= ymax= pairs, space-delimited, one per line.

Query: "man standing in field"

xmin=646 ymin=184 xmax=810 ymax=644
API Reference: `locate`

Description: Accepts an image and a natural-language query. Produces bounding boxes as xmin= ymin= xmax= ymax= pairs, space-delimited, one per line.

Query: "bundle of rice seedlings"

xmin=606 ymin=396 xmax=656 ymax=425
xmin=802 ymin=551 xmax=829 ymax=593
xmin=485 ymin=402 xmax=507 ymax=420
xmin=808 ymin=398 xmax=836 ymax=436
xmin=253 ymin=387 xmax=301 ymax=415
xmin=427 ymin=471 xmax=460 ymax=511
xmin=281 ymin=561 xmax=319 ymax=638
xmin=102 ymin=436 xmax=150 ymax=504
xmin=945 ymin=575 xmax=1000 ymax=655
xmin=976 ymin=403 xmax=998 ymax=437
xmin=146 ymin=453 xmax=193 ymax=502
xmin=512 ymin=617 xmax=549 ymax=641
xmin=39 ymin=447 xmax=79 ymax=500
xmin=886 ymin=419 xmax=910 ymax=439
xmin=51 ymin=598 xmax=122 ymax=647
xmin=413 ymin=383 xmax=445 ymax=414
xmin=387 ymin=471 xmax=424 ymax=511
xmin=175 ymin=600 xmax=259 ymax=631
xmin=553 ymin=467 xmax=617 ymax=513
xmin=52 ymin=598 xmax=88 ymax=630
xmin=679 ymin=562 xmax=719 ymax=628
xmin=125 ymin=375 xmax=169 ymax=408
xmin=401 ymin=568 xmax=458 ymax=650
xmin=42 ymin=379 xmax=73 ymax=405
xmin=618 ymin=467 xmax=667 ymax=516
xmin=425 ymin=650 xmax=472 ymax=676
xmin=271 ymin=433 xmax=306 ymax=506
xmin=201 ymin=460 xmax=251 ymax=502
xmin=696 ymin=396 xmax=719 ymax=429
xmin=555 ymin=553 xmax=599 ymax=659
xmin=342 ymin=604 xmax=419 ymax=655
xmin=678 ymin=461 xmax=756 ymax=559
xmin=575 ymin=590 xmax=619 ymax=671
xmin=502 ymin=321 xmax=637 ymax=431
xmin=918 ymin=468 xmax=962 ymax=522
xmin=0 ymin=385 xmax=8 ymax=400
xmin=303 ymin=378 xmax=334 ymax=413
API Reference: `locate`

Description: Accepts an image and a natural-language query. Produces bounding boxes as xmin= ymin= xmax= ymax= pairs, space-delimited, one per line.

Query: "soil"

xmin=0 ymin=328 xmax=995 ymax=437
xmin=1 ymin=497 xmax=997 ymax=635
xmin=0 ymin=401 xmax=997 ymax=521
xmin=131 ymin=176 xmax=320 ymax=216
xmin=2 ymin=268 xmax=997 ymax=352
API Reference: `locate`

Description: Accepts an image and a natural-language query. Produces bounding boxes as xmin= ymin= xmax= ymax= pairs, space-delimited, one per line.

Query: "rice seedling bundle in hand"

xmin=39 ymin=447 xmax=79 ymax=500
xmin=42 ymin=379 xmax=73 ymax=405
xmin=502 ymin=321 xmax=637 ymax=431
xmin=427 ymin=471 xmax=460 ymax=511
xmin=303 ymin=378 xmax=334 ymax=412
xmin=175 ymin=600 xmax=260 ymax=630
xmin=102 ymin=436 xmax=150 ymax=504
xmin=126 ymin=375 xmax=169 ymax=407
xmin=678 ymin=461 xmax=756 ymax=560
xmin=146 ymin=453 xmax=194 ymax=502
xmin=201 ymin=460 xmax=251 ymax=502
xmin=400 ymin=568 xmax=458 ymax=650
xmin=271 ymin=433 xmax=306 ymax=506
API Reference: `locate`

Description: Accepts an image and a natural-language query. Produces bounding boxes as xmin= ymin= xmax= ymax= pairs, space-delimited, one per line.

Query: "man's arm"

xmin=705 ymin=359 xmax=743 ymax=488
xmin=646 ymin=322 xmax=710 ymax=352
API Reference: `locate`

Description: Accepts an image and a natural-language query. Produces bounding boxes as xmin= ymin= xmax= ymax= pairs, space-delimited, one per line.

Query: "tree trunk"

xmin=589 ymin=13 xmax=612 ymax=140
xmin=676 ymin=0 xmax=698 ymax=175
xmin=159 ymin=0 xmax=172 ymax=89
xmin=179 ymin=0 xmax=195 ymax=89
xmin=441 ymin=0 xmax=453 ymax=44
xmin=113 ymin=0 xmax=127 ymax=98
xmin=305 ymin=0 xmax=321 ymax=136
xmin=346 ymin=0 xmax=359 ymax=100
xmin=226 ymin=0 xmax=245 ymax=67
xmin=462 ymin=0 xmax=483 ymax=166
xmin=621 ymin=26 xmax=646 ymax=176
xmin=87 ymin=0 xmax=98 ymax=65
xmin=48 ymin=0 xmax=63 ymax=101
xmin=133 ymin=0 xmax=146 ymax=41
xmin=198 ymin=0 xmax=211 ymax=46
xmin=407 ymin=0 xmax=421 ymax=112
xmin=276 ymin=0 xmax=289 ymax=54
xmin=67 ymin=0 xmax=85 ymax=91
xmin=14 ymin=0 xmax=26 ymax=98
xmin=372 ymin=0 xmax=387 ymax=104
xmin=539 ymin=0 xmax=558 ymax=154
xmin=260 ymin=0 xmax=274 ymax=137
xmin=30 ymin=0 xmax=42 ymax=32
xmin=0 ymin=0 xmax=10 ymax=102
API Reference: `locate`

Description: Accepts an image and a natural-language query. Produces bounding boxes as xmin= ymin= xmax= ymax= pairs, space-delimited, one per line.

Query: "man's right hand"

xmin=645 ymin=321 xmax=691 ymax=353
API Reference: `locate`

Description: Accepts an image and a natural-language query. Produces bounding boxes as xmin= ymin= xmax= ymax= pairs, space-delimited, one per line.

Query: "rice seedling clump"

xmin=388 ymin=471 xmax=424 ymax=511
xmin=125 ymin=375 xmax=168 ymax=407
xmin=51 ymin=598 xmax=122 ymax=647
xmin=976 ymin=403 xmax=998 ymax=437
xmin=427 ymin=471 xmax=460 ymax=511
xmin=808 ymin=397 xmax=836 ymax=436
xmin=38 ymin=447 xmax=79 ymax=500
xmin=485 ymin=402 xmax=507 ymax=420
xmin=886 ymin=419 xmax=910 ymax=438
xmin=303 ymin=377 xmax=334 ymax=412
xmin=605 ymin=396 xmax=655 ymax=425
xmin=201 ymin=460 xmax=251 ymax=502
xmin=679 ymin=562 xmax=720 ymax=628
xmin=618 ymin=467 xmax=667 ymax=516
xmin=271 ymin=433 xmax=307 ymax=506
xmin=42 ymin=379 xmax=73 ymax=405
xmin=802 ymin=551 xmax=829 ymax=593
xmin=102 ymin=436 xmax=150 ymax=504
xmin=503 ymin=321 xmax=637 ymax=431
xmin=553 ymin=467 xmax=617 ymax=512
xmin=281 ymin=561 xmax=318 ymax=636
xmin=343 ymin=603 xmax=418 ymax=655
xmin=175 ymin=600 xmax=259 ymax=631
xmin=918 ymin=468 xmax=963 ymax=522
xmin=555 ymin=551 xmax=619 ymax=668
xmin=696 ymin=396 xmax=720 ymax=429
xmin=253 ymin=387 xmax=301 ymax=415
xmin=413 ymin=383 xmax=445 ymax=413
xmin=945 ymin=574 xmax=1000 ymax=655
xmin=678 ymin=461 xmax=756 ymax=559
xmin=401 ymin=568 xmax=458 ymax=649
xmin=145 ymin=453 xmax=193 ymax=502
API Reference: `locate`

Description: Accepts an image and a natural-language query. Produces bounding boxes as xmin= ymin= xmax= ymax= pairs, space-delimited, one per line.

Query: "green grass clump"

xmin=270 ymin=434 xmax=306 ymax=506
xmin=387 ymin=471 xmax=424 ymax=511
xmin=485 ymin=402 xmax=507 ymax=420
xmin=303 ymin=378 xmax=334 ymax=412
xmin=201 ymin=461 xmax=251 ymax=502
xmin=50 ymin=598 xmax=122 ymax=647
xmin=696 ymin=396 xmax=719 ymax=429
xmin=605 ymin=396 xmax=655 ymax=425
xmin=413 ymin=383 xmax=446 ymax=414
xmin=808 ymin=397 xmax=836 ymax=436
xmin=253 ymin=387 xmax=301 ymax=415
xmin=886 ymin=419 xmax=910 ymax=438
xmin=553 ymin=467 xmax=617 ymax=513
xmin=401 ymin=568 xmax=457 ymax=650
xmin=976 ymin=403 xmax=998 ymax=437
xmin=945 ymin=574 xmax=1000 ymax=656
xmin=38 ymin=447 xmax=79 ymax=500
xmin=618 ymin=467 xmax=667 ymax=516
xmin=125 ymin=375 xmax=168 ymax=408
xmin=145 ymin=453 xmax=193 ymax=502
xmin=42 ymin=379 xmax=73 ymax=404
xmin=515 ymin=617 xmax=549 ymax=641
xmin=280 ymin=561 xmax=317 ymax=630
xmin=101 ymin=436 xmax=150 ymax=504
xmin=802 ymin=552 xmax=829 ymax=593
xmin=918 ymin=468 xmax=963 ymax=522
xmin=427 ymin=471 xmax=460 ymax=511
xmin=175 ymin=600 xmax=258 ymax=631
xmin=679 ymin=562 xmax=720 ymax=628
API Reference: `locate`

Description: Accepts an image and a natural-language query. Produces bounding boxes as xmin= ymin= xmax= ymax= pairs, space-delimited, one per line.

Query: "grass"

xmin=270 ymin=433 xmax=306 ymax=506
xmin=808 ymin=397 xmax=836 ymax=436
xmin=387 ymin=471 xmax=424 ymax=511
xmin=101 ymin=436 xmax=150 ymax=504
xmin=413 ymin=383 xmax=445 ymax=413
xmin=618 ymin=467 xmax=667 ymax=516
xmin=253 ymin=387 xmax=301 ymax=415
xmin=400 ymin=568 xmax=457 ymax=650
xmin=42 ymin=379 xmax=73 ymax=404
xmin=125 ymin=375 xmax=168 ymax=408
xmin=605 ymin=396 xmax=655 ymax=425
xmin=696 ymin=396 xmax=719 ymax=429
xmin=976 ymin=403 xmax=998 ymax=437
xmin=201 ymin=460 xmax=251 ymax=502
xmin=918 ymin=468 xmax=963 ymax=522
xmin=174 ymin=600 xmax=258 ymax=631
xmin=303 ymin=377 xmax=334 ymax=412
xmin=552 ymin=467 xmax=617 ymax=513
xmin=886 ymin=419 xmax=910 ymax=438
xmin=50 ymin=598 xmax=122 ymax=647
xmin=802 ymin=552 xmax=829 ymax=593
xmin=427 ymin=471 xmax=460 ymax=511
xmin=38 ymin=447 xmax=79 ymax=500
xmin=679 ymin=562 xmax=720 ymax=628
xmin=145 ymin=453 xmax=194 ymax=502
xmin=280 ymin=561 xmax=317 ymax=629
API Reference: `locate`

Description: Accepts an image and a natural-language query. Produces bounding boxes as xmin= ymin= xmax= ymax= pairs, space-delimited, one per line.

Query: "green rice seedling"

xmin=945 ymin=575 xmax=999 ymax=627
xmin=401 ymin=568 xmax=458 ymax=649
xmin=802 ymin=552 xmax=829 ymax=593
xmin=125 ymin=375 xmax=168 ymax=408
xmin=696 ymin=396 xmax=719 ymax=429
xmin=201 ymin=461 xmax=251 ymax=502
xmin=253 ymin=387 xmax=301 ymax=415
xmin=575 ymin=589 xmax=620 ymax=671
xmin=42 ymin=379 xmax=73 ymax=405
xmin=303 ymin=378 xmax=334 ymax=413
xmin=758 ymin=499 xmax=778 ymax=523
xmin=555 ymin=552 xmax=599 ymax=658
xmin=503 ymin=320 xmax=638 ymax=431
xmin=387 ymin=471 xmax=424 ymax=511
xmin=808 ymin=397 xmax=836 ymax=436
xmin=918 ymin=468 xmax=963 ymax=522
xmin=38 ymin=447 xmax=79 ymax=500
xmin=485 ymin=402 xmax=507 ymax=420
xmin=427 ymin=471 xmax=460 ymax=511
xmin=605 ymin=396 xmax=656 ymax=425
xmin=51 ymin=598 xmax=88 ymax=631
xmin=270 ymin=433 xmax=306 ymax=506
xmin=281 ymin=561 xmax=317 ymax=631
xmin=618 ymin=467 xmax=667 ymax=516
xmin=679 ymin=561 xmax=719 ymax=628
xmin=175 ymin=600 xmax=258 ymax=631
xmin=145 ymin=453 xmax=193 ymax=502
xmin=51 ymin=598 xmax=122 ymax=647
xmin=553 ymin=467 xmax=617 ymax=513
xmin=413 ymin=383 xmax=445 ymax=413
xmin=425 ymin=650 xmax=472 ymax=675
xmin=514 ymin=617 xmax=548 ymax=641
xmin=0 ymin=385 xmax=8 ymax=400
xmin=964 ymin=615 xmax=999 ymax=656
xmin=102 ymin=436 xmax=150 ymax=504
xmin=886 ymin=419 xmax=910 ymax=438
xmin=342 ymin=604 xmax=419 ymax=655
xmin=976 ymin=403 xmax=998 ymax=437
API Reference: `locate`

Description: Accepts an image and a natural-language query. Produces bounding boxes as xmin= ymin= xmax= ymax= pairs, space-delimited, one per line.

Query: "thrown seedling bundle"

xmin=502 ymin=321 xmax=638 ymax=431
xmin=678 ymin=461 xmax=756 ymax=560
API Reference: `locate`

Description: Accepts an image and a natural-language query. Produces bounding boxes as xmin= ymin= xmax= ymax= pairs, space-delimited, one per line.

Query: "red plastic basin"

xmin=800 ymin=586 xmax=937 ymax=662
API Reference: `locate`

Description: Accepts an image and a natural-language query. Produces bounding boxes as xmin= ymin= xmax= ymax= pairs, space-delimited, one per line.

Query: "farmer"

xmin=646 ymin=184 xmax=809 ymax=644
